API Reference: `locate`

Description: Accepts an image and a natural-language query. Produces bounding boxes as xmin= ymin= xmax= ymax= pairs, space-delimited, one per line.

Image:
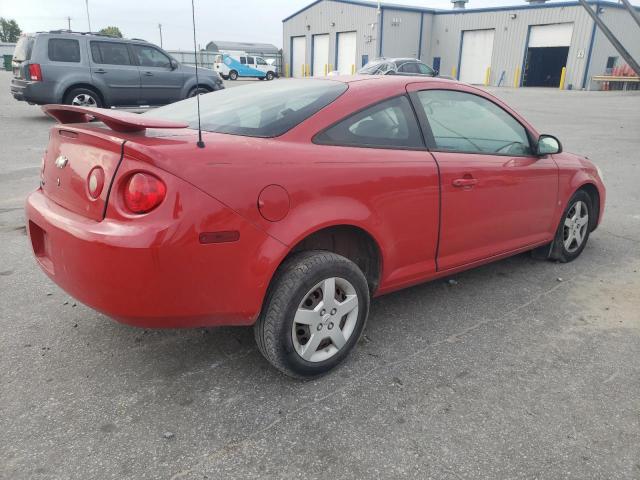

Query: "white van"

xmin=214 ymin=54 xmax=278 ymax=81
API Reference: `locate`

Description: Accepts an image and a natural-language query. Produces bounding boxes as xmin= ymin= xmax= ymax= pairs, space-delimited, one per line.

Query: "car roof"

xmin=323 ymin=75 xmax=456 ymax=86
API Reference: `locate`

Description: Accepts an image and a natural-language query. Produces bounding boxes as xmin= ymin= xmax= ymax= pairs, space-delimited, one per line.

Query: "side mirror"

xmin=536 ymin=134 xmax=562 ymax=156
xmin=170 ymin=59 xmax=178 ymax=70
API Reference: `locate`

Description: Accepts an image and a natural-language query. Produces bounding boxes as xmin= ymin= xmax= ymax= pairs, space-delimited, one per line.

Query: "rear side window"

xmin=13 ymin=35 xmax=35 ymax=62
xmin=398 ymin=62 xmax=419 ymax=74
xmin=48 ymin=39 xmax=80 ymax=63
xmin=147 ymin=79 xmax=347 ymax=138
xmin=90 ymin=42 xmax=132 ymax=65
xmin=417 ymin=63 xmax=435 ymax=75
xmin=314 ymin=96 xmax=424 ymax=149
xmin=247 ymin=56 xmax=255 ymax=64
xmin=240 ymin=57 xmax=247 ymax=64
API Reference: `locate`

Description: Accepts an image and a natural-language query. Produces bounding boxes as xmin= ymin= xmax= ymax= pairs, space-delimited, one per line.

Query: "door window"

xmin=314 ymin=96 xmax=424 ymax=149
xmin=131 ymin=45 xmax=171 ymax=68
xmin=90 ymin=42 xmax=132 ymax=65
xmin=417 ymin=63 xmax=435 ymax=76
xmin=240 ymin=57 xmax=247 ymax=64
xmin=246 ymin=56 xmax=255 ymax=65
xmin=398 ymin=62 xmax=420 ymax=74
xmin=416 ymin=90 xmax=532 ymax=155
xmin=48 ymin=39 xmax=80 ymax=62
xmin=256 ymin=57 xmax=267 ymax=65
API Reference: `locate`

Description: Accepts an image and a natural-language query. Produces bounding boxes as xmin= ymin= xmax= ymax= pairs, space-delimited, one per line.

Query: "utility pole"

xmin=67 ymin=16 xmax=71 ymax=31
xmin=158 ymin=23 xmax=163 ymax=48
xmin=578 ymin=0 xmax=640 ymax=76
xmin=620 ymin=0 xmax=640 ymax=30
xmin=85 ymin=0 xmax=92 ymax=32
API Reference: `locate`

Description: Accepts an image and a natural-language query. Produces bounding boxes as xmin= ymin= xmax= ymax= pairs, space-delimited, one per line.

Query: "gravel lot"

xmin=1 ymin=70 xmax=639 ymax=480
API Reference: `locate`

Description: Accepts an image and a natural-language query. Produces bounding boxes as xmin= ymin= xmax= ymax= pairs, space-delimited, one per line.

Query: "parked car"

xmin=358 ymin=57 xmax=437 ymax=77
xmin=214 ymin=53 xmax=278 ymax=81
xmin=10 ymin=31 xmax=224 ymax=108
xmin=27 ymin=76 xmax=605 ymax=378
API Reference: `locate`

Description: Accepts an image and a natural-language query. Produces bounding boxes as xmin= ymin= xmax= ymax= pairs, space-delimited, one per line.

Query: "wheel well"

xmin=289 ymin=226 xmax=381 ymax=293
xmin=62 ymin=84 xmax=104 ymax=105
xmin=579 ymin=183 xmax=600 ymax=231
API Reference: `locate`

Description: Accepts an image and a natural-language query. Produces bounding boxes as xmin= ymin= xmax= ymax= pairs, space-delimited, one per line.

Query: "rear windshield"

xmin=146 ymin=79 xmax=347 ymax=138
xmin=13 ymin=35 xmax=34 ymax=62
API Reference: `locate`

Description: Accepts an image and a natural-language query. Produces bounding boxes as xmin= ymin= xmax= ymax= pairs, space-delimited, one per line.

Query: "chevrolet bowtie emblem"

xmin=55 ymin=155 xmax=69 ymax=169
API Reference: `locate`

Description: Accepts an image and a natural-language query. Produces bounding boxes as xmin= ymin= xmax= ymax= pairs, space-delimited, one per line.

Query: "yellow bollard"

xmin=329 ymin=64 xmax=333 ymax=72
xmin=451 ymin=66 xmax=457 ymax=79
xmin=559 ymin=66 xmax=567 ymax=90
xmin=513 ymin=67 xmax=520 ymax=88
xmin=307 ymin=64 xmax=310 ymax=77
xmin=301 ymin=64 xmax=305 ymax=77
xmin=285 ymin=64 xmax=290 ymax=78
xmin=324 ymin=64 xmax=327 ymax=76
xmin=484 ymin=67 xmax=491 ymax=86
xmin=351 ymin=64 xmax=356 ymax=75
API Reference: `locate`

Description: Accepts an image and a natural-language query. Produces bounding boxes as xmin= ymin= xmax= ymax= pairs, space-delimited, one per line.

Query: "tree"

xmin=98 ymin=26 xmax=123 ymax=38
xmin=0 ymin=18 xmax=22 ymax=43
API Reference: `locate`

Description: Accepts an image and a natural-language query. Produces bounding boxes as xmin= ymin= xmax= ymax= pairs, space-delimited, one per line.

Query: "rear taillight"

xmin=28 ymin=64 xmax=42 ymax=82
xmin=123 ymin=173 xmax=166 ymax=214
xmin=87 ymin=167 xmax=105 ymax=199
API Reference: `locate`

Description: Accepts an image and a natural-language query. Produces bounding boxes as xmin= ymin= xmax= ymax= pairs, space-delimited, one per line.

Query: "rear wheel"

xmin=549 ymin=190 xmax=593 ymax=262
xmin=254 ymin=251 xmax=370 ymax=378
xmin=64 ymin=87 xmax=102 ymax=108
xmin=228 ymin=70 xmax=238 ymax=80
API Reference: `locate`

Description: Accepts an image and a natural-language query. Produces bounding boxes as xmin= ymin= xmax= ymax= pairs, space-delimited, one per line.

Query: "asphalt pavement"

xmin=1 ymin=71 xmax=639 ymax=479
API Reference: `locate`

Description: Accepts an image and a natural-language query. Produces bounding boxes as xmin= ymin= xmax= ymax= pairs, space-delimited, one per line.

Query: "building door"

xmin=292 ymin=36 xmax=306 ymax=78
xmin=459 ymin=29 xmax=495 ymax=85
xmin=312 ymin=34 xmax=330 ymax=76
xmin=523 ymin=23 xmax=573 ymax=87
xmin=337 ymin=31 xmax=357 ymax=75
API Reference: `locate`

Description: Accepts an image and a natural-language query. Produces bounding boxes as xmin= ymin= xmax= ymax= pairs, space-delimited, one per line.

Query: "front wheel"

xmin=266 ymin=71 xmax=275 ymax=81
xmin=187 ymin=86 xmax=210 ymax=98
xmin=254 ymin=251 xmax=370 ymax=378
xmin=549 ymin=190 xmax=593 ymax=262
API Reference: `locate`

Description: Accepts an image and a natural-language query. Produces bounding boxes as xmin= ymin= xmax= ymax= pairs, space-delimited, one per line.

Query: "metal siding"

xmin=283 ymin=0 xmax=379 ymax=75
xmin=429 ymin=5 xmax=594 ymax=88
xmin=587 ymin=6 xmax=640 ymax=89
xmin=381 ymin=8 xmax=422 ymax=58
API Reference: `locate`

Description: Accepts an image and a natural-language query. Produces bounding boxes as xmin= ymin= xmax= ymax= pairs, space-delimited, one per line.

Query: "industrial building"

xmin=282 ymin=0 xmax=640 ymax=89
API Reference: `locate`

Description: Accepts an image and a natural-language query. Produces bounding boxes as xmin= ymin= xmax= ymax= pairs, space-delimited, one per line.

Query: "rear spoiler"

xmin=42 ymin=105 xmax=188 ymax=133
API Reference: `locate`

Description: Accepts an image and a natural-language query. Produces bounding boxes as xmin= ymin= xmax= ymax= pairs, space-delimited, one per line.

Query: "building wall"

xmin=282 ymin=1 xmax=379 ymax=76
xmin=587 ymin=5 xmax=640 ymax=89
xmin=428 ymin=5 xmax=594 ymax=89
xmin=380 ymin=8 xmax=422 ymax=59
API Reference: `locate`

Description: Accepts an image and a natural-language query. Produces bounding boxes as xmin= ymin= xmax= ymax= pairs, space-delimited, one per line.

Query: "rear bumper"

xmin=10 ymin=78 xmax=56 ymax=104
xmin=25 ymin=187 xmax=286 ymax=328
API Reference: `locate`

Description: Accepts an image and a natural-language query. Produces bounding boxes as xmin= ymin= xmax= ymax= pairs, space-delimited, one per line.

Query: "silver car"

xmin=358 ymin=58 xmax=437 ymax=77
xmin=10 ymin=31 xmax=224 ymax=108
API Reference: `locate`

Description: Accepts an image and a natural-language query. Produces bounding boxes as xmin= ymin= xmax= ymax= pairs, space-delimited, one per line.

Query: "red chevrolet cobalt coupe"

xmin=27 ymin=76 xmax=605 ymax=378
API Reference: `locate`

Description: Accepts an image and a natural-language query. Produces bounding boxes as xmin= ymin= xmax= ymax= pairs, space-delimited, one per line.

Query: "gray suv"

xmin=10 ymin=31 xmax=224 ymax=108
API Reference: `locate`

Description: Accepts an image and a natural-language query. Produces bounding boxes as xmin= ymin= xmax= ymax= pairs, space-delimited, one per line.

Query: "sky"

xmin=1 ymin=0 xmax=638 ymax=50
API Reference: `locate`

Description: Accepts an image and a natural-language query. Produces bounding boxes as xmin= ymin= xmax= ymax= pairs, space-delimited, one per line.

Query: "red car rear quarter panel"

xmin=137 ymin=80 xmax=442 ymax=294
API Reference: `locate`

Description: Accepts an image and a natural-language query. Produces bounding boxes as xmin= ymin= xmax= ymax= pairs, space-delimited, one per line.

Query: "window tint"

xmin=132 ymin=45 xmax=171 ymax=68
xmin=48 ymin=39 xmax=80 ymax=62
xmin=398 ymin=62 xmax=419 ymax=74
xmin=147 ymin=79 xmax=347 ymax=138
xmin=417 ymin=90 xmax=532 ymax=155
xmin=240 ymin=57 xmax=247 ymax=64
xmin=246 ymin=56 xmax=255 ymax=64
xmin=91 ymin=42 xmax=132 ymax=65
xmin=417 ymin=63 xmax=435 ymax=76
xmin=256 ymin=57 xmax=267 ymax=65
xmin=315 ymin=96 xmax=424 ymax=149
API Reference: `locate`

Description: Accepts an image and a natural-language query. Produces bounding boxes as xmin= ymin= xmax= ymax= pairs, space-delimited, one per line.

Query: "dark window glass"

xmin=147 ymin=79 xmax=347 ymax=138
xmin=606 ymin=56 xmax=618 ymax=69
xmin=90 ymin=42 xmax=131 ymax=65
xmin=315 ymin=95 xmax=424 ymax=149
xmin=256 ymin=57 xmax=267 ymax=65
xmin=398 ymin=62 xmax=420 ymax=74
xmin=240 ymin=57 xmax=247 ymax=64
xmin=416 ymin=90 xmax=532 ymax=155
xmin=417 ymin=63 xmax=435 ymax=76
xmin=48 ymin=39 xmax=80 ymax=62
xmin=246 ymin=56 xmax=255 ymax=64
xmin=131 ymin=45 xmax=171 ymax=68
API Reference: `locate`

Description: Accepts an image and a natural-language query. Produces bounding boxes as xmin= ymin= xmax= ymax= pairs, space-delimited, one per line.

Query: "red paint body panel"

xmin=26 ymin=77 xmax=606 ymax=328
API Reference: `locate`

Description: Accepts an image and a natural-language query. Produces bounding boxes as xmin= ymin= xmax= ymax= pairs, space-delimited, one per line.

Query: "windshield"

xmin=13 ymin=35 xmax=34 ymax=62
xmin=147 ymin=79 xmax=347 ymax=138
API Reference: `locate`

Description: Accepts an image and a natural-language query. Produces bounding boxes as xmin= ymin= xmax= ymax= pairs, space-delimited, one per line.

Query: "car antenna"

xmin=191 ymin=0 xmax=205 ymax=148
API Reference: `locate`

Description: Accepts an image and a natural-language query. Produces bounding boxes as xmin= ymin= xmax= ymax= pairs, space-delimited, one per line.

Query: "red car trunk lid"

xmin=41 ymin=128 xmax=123 ymax=221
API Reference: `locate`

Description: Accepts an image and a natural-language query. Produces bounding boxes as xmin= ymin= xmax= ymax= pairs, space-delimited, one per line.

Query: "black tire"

xmin=63 ymin=87 xmax=103 ymax=108
xmin=187 ymin=86 xmax=210 ymax=98
xmin=266 ymin=71 xmax=275 ymax=81
xmin=254 ymin=251 xmax=370 ymax=379
xmin=228 ymin=70 xmax=238 ymax=81
xmin=258 ymin=76 xmax=264 ymax=81
xmin=549 ymin=190 xmax=593 ymax=263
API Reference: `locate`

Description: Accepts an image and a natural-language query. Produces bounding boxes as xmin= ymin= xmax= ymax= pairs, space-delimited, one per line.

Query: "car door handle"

xmin=143 ymin=71 xmax=154 ymax=76
xmin=94 ymin=69 xmax=107 ymax=74
xmin=452 ymin=178 xmax=478 ymax=187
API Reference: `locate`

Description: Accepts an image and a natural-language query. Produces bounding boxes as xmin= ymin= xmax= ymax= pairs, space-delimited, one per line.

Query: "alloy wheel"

xmin=71 ymin=94 xmax=97 ymax=107
xmin=291 ymin=277 xmax=359 ymax=362
xmin=563 ymin=200 xmax=589 ymax=253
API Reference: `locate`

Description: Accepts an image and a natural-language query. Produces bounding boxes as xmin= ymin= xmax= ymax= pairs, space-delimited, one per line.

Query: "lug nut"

xmin=317 ymin=324 xmax=323 ymax=331
xmin=320 ymin=309 xmax=326 ymax=316
xmin=330 ymin=308 xmax=337 ymax=315
xmin=328 ymin=322 xmax=334 ymax=330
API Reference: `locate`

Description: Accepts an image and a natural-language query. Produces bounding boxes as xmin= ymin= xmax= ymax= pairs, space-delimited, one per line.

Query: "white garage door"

xmin=337 ymin=31 xmax=357 ymax=75
xmin=292 ymin=36 xmax=306 ymax=78
xmin=459 ymin=29 xmax=495 ymax=85
xmin=528 ymin=23 xmax=574 ymax=47
xmin=313 ymin=34 xmax=330 ymax=76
